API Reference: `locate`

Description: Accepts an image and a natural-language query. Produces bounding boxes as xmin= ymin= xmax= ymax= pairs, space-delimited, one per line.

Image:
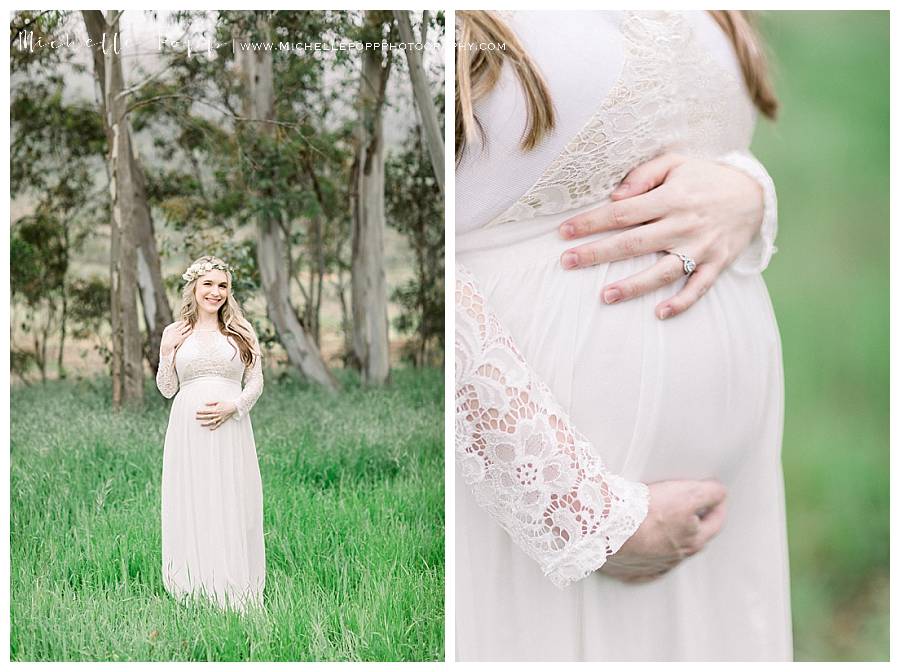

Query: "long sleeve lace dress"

xmin=455 ymin=10 xmax=791 ymax=661
xmin=156 ymin=325 xmax=265 ymax=613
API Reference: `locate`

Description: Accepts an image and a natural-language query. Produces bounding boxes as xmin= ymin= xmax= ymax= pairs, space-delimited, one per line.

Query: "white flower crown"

xmin=182 ymin=260 xmax=234 ymax=283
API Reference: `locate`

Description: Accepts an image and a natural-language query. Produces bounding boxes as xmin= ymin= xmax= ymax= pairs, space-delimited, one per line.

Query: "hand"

xmin=195 ymin=401 xmax=237 ymax=431
xmin=160 ymin=321 xmax=191 ymax=357
xmin=600 ymin=479 xmax=728 ymax=584
xmin=558 ymin=153 xmax=764 ymax=320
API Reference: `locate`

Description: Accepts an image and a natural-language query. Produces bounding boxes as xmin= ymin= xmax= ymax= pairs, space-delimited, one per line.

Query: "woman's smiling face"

xmin=194 ymin=270 xmax=229 ymax=315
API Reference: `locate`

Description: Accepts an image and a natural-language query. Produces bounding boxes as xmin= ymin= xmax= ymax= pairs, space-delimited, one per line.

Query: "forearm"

xmin=456 ymin=265 xmax=649 ymax=587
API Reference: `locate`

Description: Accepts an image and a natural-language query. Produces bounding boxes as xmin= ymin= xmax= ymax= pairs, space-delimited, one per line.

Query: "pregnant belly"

xmin=462 ymin=247 xmax=782 ymax=487
xmin=172 ymin=376 xmax=242 ymax=416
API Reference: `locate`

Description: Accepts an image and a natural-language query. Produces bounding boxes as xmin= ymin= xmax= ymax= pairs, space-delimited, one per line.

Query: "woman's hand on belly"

xmin=195 ymin=401 xmax=237 ymax=431
xmin=600 ymin=479 xmax=728 ymax=583
xmin=557 ymin=153 xmax=764 ymax=320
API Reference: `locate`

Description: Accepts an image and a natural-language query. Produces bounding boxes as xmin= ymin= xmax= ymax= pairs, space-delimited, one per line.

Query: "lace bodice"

xmin=502 ymin=12 xmax=752 ymax=226
xmin=156 ymin=326 xmax=264 ymax=419
xmin=456 ymin=266 xmax=650 ymax=588
xmin=456 ymin=10 xmax=777 ymax=270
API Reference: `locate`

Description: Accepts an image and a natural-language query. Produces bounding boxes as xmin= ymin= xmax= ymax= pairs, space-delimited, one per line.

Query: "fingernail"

xmin=560 ymin=223 xmax=574 ymax=238
xmin=658 ymin=306 xmax=673 ymax=320
xmin=561 ymin=252 xmax=578 ymax=269
xmin=603 ymin=288 xmax=622 ymax=304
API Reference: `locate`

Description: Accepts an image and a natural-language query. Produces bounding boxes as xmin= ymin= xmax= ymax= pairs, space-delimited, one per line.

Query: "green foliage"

xmin=10 ymin=10 xmax=446 ymax=378
xmin=10 ymin=349 xmax=38 ymax=385
xmin=138 ymin=11 xmax=370 ymax=347
xmin=11 ymin=13 xmax=108 ymax=380
xmin=10 ymin=368 xmax=443 ymax=661
xmin=10 ymin=80 xmax=105 ymax=197
xmin=11 ymin=213 xmax=68 ymax=303
xmin=385 ymin=128 xmax=444 ymax=367
xmin=68 ymin=277 xmax=112 ymax=366
xmin=753 ymin=11 xmax=888 ymax=661
xmin=11 ymin=213 xmax=70 ymax=379
xmin=9 ymin=10 xmax=77 ymax=74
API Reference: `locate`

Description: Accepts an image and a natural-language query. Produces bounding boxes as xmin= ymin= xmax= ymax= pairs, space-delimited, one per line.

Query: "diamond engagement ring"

xmin=671 ymin=252 xmax=697 ymax=276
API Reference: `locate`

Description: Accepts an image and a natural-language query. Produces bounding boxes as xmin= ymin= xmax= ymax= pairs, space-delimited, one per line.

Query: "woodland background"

xmin=10 ymin=9 xmax=444 ymax=662
xmin=11 ymin=8 xmax=445 ymax=392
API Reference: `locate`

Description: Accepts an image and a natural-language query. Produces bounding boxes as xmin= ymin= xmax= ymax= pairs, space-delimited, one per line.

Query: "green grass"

xmin=10 ymin=368 xmax=444 ymax=661
xmin=752 ymin=11 xmax=889 ymax=661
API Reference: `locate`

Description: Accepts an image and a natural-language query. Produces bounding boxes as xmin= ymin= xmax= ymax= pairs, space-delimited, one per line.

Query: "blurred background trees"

xmin=752 ymin=10 xmax=888 ymax=662
xmin=10 ymin=9 xmax=445 ymax=402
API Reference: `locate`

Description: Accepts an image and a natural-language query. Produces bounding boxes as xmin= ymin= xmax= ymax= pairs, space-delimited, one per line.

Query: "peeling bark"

xmin=350 ymin=11 xmax=393 ymax=386
xmin=393 ymin=10 xmax=444 ymax=194
xmin=83 ymin=10 xmax=172 ymax=378
xmin=132 ymin=149 xmax=173 ymax=373
xmin=83 ymin=10 xmax=144 ymax=406
xmin=235 ymin=17 xmax=338 ymax=390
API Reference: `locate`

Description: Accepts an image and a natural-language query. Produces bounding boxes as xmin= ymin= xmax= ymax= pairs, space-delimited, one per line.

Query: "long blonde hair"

xmin=456 ymin=10 xmax=778 ymax=160
xmin=179 ymin=255 xmax=259 ymax=367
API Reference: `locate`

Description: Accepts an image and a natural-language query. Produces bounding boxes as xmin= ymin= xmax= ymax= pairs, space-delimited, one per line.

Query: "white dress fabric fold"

xmin=455 ymin=11 xmax=792 ymax=661
xmin=156 ymin=327 xmax=265 ymax=613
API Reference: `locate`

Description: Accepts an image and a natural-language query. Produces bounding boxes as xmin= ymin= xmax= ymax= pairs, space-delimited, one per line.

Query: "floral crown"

xmin=182 ymin=259 xmax=234 ymax=283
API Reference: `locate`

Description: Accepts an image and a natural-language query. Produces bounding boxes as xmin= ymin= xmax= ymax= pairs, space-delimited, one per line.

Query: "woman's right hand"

xmin=600 ymin=479 xmax=727 ymax=583
xmin=160 ymin=321 xmax=191 ymax=357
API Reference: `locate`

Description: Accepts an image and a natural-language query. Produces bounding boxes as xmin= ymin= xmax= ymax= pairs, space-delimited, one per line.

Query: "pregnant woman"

xmin=156 ymin=256 xmax=265 ymax=613
xmin=456 ymin=11 xmax=791 ymax=660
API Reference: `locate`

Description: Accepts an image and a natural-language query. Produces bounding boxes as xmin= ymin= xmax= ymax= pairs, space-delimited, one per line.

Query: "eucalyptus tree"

xmin=138 ymin=10 xmax=354 ymax=388
xmin=393 ymin=10 xmax=444 ymax=194
xmin=386 ymin=122 xmax=444 ymax=367
xmin=231 ymin=11 xmax=339 ymax=389
xmin=349 ymin=10 xmax=396 ymax=386
xmin=82 ymin=11 xmax=173 ymax=386
xmin=80 ymin=11 xmax=147 ymax=405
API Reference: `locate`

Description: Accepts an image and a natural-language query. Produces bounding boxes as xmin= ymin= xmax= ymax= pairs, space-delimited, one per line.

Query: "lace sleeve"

xmin=156 ymin=328 xmax=179 ymax=399
xmin=717 ymin=149 xmax=778 ymax=275
xmin=234 ymin=338 xmax=264 ymax=420
xmin=456 ymin=265 xmax=650 ymax=588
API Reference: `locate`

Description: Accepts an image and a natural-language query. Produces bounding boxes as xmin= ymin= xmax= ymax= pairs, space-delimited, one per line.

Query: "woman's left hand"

xmin=196 ymin=401 xmax=237 ymax=431
xmin=558 ymin=152 xmax=764 ymax=320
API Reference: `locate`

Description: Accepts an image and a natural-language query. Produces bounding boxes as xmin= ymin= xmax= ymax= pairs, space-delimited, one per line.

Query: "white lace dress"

xmin=156 ymin=326 xmax=265 ymax=613
xmin=456 ymin=11 xmax=792 ymax=661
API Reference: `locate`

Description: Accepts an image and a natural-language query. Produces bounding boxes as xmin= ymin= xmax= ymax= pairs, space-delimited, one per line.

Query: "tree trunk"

xmin=235 ymin=17 xmax=337 ymax=390
xmin=83 ymin=10 xmax=172 ymax=378
xmin=302 ymin=155 xmax=330 ymax=347
xmin=336 ymin=263 xmax=355 ymax=368
xmin=58 ymin=224 xmax=69 ymax=379
xmin=393 ymin=10 xmax=444 ymax=194
xmin=132 ymin=150 xmax=173 ymax=374
xmin=83 ymin=10 xmax=144 ymax=407
xmin=351 ymin=11 xmax=392 ymax=386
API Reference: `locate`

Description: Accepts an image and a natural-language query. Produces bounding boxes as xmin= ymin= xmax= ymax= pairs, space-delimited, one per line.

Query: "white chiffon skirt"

xmin=161 ymin=375 xmax=266 ymax=613
xmin=456 ymin=206 xmax=793 ymax=661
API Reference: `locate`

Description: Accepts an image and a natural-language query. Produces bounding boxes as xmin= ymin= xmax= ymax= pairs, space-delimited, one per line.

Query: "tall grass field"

xmin=10 ymin=368 xmax=444 ymax=661
xmin=753 ymin=11 xmax=888 ymax=661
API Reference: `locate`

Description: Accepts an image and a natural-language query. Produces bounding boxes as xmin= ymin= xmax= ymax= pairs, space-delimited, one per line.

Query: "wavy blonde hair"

xmin=456 ymin=10 xmax=778 ymax=160
xmin=179 ymin=255 xmax=259 ymax=367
